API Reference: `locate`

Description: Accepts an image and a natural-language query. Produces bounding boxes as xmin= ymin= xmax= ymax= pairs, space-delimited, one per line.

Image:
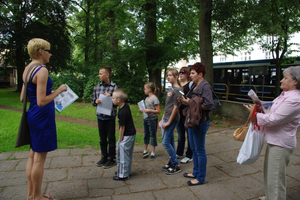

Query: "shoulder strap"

xmin=29 ymin=66 xmax=43 ymax=85
xmin=192 ymin=80 xmax=209 ymax=97
xmin=22 ymin=63 xmax=41 ymax=112
xmin=188 ymin=81 xmax=194 ymax=89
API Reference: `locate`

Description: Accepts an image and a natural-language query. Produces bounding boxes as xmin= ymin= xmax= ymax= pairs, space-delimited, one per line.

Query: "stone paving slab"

xmin=0 ymin=129 xmax=300 ymax=200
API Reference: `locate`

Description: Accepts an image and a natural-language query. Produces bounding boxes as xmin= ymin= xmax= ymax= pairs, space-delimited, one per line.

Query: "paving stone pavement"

xmin=1 ymin=128 xmax=300 ymax=200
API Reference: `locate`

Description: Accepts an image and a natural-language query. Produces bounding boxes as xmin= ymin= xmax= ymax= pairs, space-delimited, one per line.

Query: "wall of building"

xmin=212 ymin=100 xmax=250 ymax=121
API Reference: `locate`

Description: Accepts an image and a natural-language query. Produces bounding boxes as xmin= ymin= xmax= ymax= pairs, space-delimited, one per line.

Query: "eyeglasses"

xmin=42 ymin=49 xmax=51 ymax=54
xmin=179 ymin=71 xmax=186 ymax=74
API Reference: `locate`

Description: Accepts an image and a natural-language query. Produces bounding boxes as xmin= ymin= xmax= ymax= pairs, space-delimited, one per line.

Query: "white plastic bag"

xmin=237 ymin=123 xmax=264 ymax=165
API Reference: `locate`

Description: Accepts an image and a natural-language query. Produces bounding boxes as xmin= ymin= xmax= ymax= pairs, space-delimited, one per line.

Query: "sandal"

xmin=43 ymin=195 xmax=57 ymax=200
xmin=183 ymin=172 xmax=195 ymax=178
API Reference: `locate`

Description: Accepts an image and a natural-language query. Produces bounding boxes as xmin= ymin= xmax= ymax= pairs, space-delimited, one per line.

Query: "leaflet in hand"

xmin=96 ymin=94 xmax=113 ymax=116
xmin=55 ymin=84 xmax=79 ymax=113
xmin=159 ymin=120 xmax=164 ymax=138
xmin=138 ymin=100 xmax=148 ymax=119
xmin=248 ymin=89 xmax=273 ymax=114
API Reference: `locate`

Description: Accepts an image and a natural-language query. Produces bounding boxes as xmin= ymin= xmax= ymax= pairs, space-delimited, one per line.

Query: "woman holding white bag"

xmin=244 ymin=66 xmax=300 ymax=200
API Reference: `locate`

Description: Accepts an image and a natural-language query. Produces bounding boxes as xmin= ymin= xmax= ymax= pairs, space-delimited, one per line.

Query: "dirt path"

xmin=1 ymin=105 xmax=244 ymax=134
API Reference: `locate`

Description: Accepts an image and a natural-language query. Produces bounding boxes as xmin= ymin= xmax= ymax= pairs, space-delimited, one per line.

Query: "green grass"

xmin=0 ymin=88 xmax=164 ymax=152
xmin=0 ymin=89 xmax=23 ymax=109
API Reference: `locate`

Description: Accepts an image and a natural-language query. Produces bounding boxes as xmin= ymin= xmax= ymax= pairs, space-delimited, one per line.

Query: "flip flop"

xmin=43 ymin=195 xmax=57 ymax=200
xmin=183 ymin=172 xmax=195 ymax=178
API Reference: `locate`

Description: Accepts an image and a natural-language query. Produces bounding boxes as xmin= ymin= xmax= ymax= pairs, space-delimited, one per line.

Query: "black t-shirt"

xmin=179 ymin=82 xmax=191 ymax=115
xmin=118 ymin=103 xmax=136 ymax=136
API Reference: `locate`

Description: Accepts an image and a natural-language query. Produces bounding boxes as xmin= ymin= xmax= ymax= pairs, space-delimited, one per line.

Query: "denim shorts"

xmin=143 ymin=118 xmax=158 ymax=147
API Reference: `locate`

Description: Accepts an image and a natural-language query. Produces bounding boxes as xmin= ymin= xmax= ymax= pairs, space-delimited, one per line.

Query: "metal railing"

xmin=213 ymin=83 xmax=275 ymax=101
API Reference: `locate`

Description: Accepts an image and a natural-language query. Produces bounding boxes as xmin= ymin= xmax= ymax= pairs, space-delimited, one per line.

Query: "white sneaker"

xmin=181 ymin=157 xmax=193 ymax=164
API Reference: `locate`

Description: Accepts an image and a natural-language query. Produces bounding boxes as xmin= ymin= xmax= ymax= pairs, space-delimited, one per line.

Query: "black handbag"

xmin=15 ymin=63 xmax=40 ymax=148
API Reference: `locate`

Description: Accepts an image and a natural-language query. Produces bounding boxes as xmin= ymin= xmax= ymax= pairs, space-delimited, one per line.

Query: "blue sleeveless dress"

xmin=27 ymin=66 xmax=57 ymax=152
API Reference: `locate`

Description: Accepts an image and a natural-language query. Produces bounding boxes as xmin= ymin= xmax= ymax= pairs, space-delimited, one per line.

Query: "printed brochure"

xmin=54 ymin=84 xmax=79 ymax=113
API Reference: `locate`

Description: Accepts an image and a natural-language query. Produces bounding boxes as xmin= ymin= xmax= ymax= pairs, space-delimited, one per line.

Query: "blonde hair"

xmin=113 ymin=89 xmax=127 ymax=102
xmin=167 ymin=68 xmax=181 ymax=87
xmin=27 ymin=38 xmax=50 ymax=59
xmin=144 ymin=82 xmax=159 ymax=96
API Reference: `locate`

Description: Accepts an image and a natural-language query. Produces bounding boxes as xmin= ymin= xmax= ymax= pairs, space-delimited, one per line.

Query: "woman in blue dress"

xmin=21 ymin=38 xmax=67 ymax=200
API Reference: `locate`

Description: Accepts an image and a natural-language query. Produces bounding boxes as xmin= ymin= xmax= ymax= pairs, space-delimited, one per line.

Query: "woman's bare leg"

xmin=26 ymin=149 xmax=35 ymax=200
xmin=31 ymin=151 xmax=48 ymax=200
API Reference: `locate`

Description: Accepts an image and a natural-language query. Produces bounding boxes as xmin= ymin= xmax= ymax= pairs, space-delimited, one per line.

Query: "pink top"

xmin=256 ymin=89 xmax=300 ymax=149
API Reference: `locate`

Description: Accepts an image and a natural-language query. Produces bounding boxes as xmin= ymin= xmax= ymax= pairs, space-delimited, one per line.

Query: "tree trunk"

xmin=108 ymin=10 xmax=118 ymax=52
xmin=15 ymin=16 xmax=26 ymax=92
xmin=145 ymin=0 xmax=161 ymax=93
xmin=94 ymin=5 xmax=99 ymax=63
xmin=199 ymin=0 xmax=213 ymax=86
xmin=85 ymin=2 xmax=91 ymax=67
xmin=273 ymin=37 xmax=287 ymax=97
xmin=16 ymin=44 xmax=25 ymax=93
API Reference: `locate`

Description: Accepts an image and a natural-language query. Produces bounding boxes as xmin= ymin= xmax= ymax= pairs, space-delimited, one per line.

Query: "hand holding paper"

xmin=138 ymin=100 xmax=148 ymax=119
xmin=248 ymin=89 xmax=273 ymax=114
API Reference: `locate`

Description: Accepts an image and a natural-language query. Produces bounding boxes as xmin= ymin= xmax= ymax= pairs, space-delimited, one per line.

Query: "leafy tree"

xmin=124 ymin=0 xmax=200 ymax=93
xmin=250 ymin=0 xmax=300 ymax=96
xmin=0 ymin=0 xmax=72 ymax=92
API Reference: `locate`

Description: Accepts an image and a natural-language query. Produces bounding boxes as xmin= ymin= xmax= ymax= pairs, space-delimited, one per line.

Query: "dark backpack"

xmin=212 ymin=91 xmax=221 ymax=110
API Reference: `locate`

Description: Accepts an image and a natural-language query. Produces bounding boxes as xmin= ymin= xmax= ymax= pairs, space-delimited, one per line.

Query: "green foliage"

xmin=50 ymin=72 xmax=86 ymax=98
xmin=212 ymin=0 xmax=255 ymax=56
xmin=0 ymin=0 xmax=73 ymax=93
xmin=82 ymin=73 xmax=100 ymax=102
xmin=210 ymin=114 xmax=219 ymax=121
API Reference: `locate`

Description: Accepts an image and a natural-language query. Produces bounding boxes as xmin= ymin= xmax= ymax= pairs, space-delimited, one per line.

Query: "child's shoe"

xmin=142 ymin=151 xmax=149 ymax=158
xmin=113 ymin=176 xmax=129 ymax=181
xmin=150 ymin=153 xmax=155 ymax=159
xmin=96 ymin=157 xmax=107 ymax=167
xmin=162 ymin=161 xmax=172 ymax=171
xmin=166 ymin=165 xmax=181 ymax=175
xmin=103 ymin=159 xmax=116 ymax=169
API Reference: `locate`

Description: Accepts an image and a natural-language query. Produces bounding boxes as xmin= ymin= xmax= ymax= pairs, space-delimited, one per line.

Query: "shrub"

xmin=50 ymin=73 xmax=86 ymax=98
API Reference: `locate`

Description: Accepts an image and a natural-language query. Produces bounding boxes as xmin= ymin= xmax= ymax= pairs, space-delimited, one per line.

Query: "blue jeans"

xmin=176 ymin=114 xmax=193 ymax=158
xmin=143 ymin=119 xmax=158 ymax=147
xmin=162 ymin=118 xmax=179 ymax=165
xmin=188 ymin=120 xmax=210 ymax=182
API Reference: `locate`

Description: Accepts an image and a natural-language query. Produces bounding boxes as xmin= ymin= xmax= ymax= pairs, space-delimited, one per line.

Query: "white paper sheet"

xmin=138 ymin=100 xmax=148 ymax=119
xmin=248 ymin=89 xmax=273 ymax=114
xmin=159 ymin=120 xmax=164 ymax=138
xmin=96 ymin=94 xmax=113 ymax=116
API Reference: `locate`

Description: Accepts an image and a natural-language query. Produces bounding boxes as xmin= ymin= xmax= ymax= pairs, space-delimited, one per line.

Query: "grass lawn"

xmin=0 ymin=88 xmax=163 ymax=152
xmin=0 ymin=88 xmax=239 ymax=153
